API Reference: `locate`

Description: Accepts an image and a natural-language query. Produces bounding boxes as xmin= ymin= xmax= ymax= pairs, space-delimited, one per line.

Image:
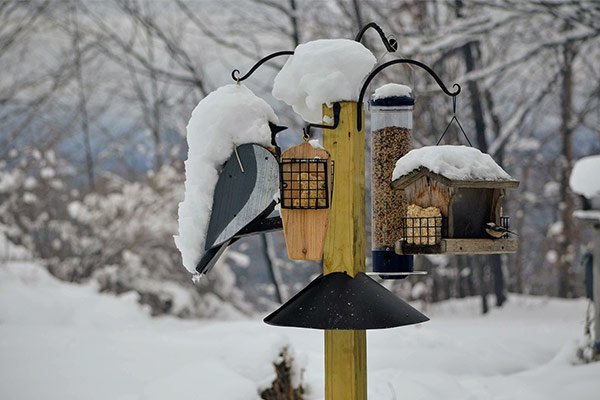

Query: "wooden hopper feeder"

xmin=279 ymin=142 xmax=333 ymax=260
xmin=391 ymin=146 xmax=519 ymax=255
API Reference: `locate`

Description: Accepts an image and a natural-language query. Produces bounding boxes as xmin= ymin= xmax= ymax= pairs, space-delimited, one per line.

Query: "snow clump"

xmin=272 ymin=39 xmax=376 ymax=123
xmin=175 ymin=84 xmax=278 ymax=273
xmin=373 ymin=83 xmax=412 ymax=100
xmin=392 ymin=145 xmax=513 ymax=182
xmin=570 ymin=155 xmax=600 ymax=199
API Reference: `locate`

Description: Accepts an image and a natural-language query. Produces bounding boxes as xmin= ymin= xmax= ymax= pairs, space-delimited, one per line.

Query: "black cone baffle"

xmin=264 ymin=272 xmax=429 ymax=330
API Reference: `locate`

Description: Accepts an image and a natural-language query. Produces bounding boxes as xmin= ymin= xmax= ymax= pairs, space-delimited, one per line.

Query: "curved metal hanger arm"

xmin=354 ymin=22 xmax=398 ymax=52
xmin=356 ymin=59 xmax=461 ymax=130
xmin=231 ymin=50 xmax=295 ymax=83
xmin=231 ymin=22 xmax=396 ymax=84
xmin=304 ymin=102 xmax=341 ymax=139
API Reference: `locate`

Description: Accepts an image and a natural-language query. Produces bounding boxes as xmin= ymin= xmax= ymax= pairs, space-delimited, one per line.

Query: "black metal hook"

xmin=304 ymin=102 xmax=341 ymax=138
xmin=356 ymin=58 xmax=461 ymax=130
xmin=231 ymin=50 xmax=295 ymax=83
xmin=355 ymin=22 xmax=398 ymax=52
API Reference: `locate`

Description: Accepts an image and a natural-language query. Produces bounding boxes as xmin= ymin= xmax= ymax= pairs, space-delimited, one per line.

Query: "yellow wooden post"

xmin=322 ymin=102 xmax=367 ymax=400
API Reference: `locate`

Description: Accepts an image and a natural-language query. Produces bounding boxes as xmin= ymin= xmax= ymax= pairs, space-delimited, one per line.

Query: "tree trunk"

xmin=477 ymin=257 xmax=489 ymax=314
xmin=71 ymin=1 xmax=95 ymax=191
xmin=557 ymin=39 xmax=575 ymax=298
xmin=491 ymin=255 xmax=506 ymax=306
xmin=289 ymin=0 xmax=300 ymax=46
xmin=455 ymin=0 xmax=505 ymax=309
xmin=512 ymin=161 xmax=532 ymax=294
xmin=351 ymin=0 xmax=364 ymax=30
xmin=261 ymin=233 xmax=283 ymax=304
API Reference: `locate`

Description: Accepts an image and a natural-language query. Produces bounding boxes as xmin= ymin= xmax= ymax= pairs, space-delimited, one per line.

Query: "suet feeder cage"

xmin=280 ymin=158 xmax=330 ymax=209
xmin=392 ymin=146 xmax=519 ymax=255
xmin=279 ymin=141 xmax=333 ymax=261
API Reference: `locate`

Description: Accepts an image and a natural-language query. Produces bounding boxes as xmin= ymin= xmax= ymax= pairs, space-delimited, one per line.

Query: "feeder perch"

xmin=279 ymin=142 xmax=333 ymax=260
xmin=391 ymin=145 xmax=519 ymax=255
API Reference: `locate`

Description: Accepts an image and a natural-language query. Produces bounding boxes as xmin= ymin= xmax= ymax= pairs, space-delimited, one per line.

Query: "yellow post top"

xmin=322 ymin=101 xmax=367 ymax=400
xmin=322 ymin=102 xmax=366 ymax=277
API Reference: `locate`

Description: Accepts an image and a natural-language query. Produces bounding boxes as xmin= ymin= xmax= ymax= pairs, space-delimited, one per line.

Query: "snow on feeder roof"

xmin=272 ymin=39 xmax=376 ymax=123
xmin=570 ymin=155 xmax=600 ymax=200
xmin=174 ymin=84 xmax=279 ymax=273
xmin=392 ymin=145 xmax=518 ymax=189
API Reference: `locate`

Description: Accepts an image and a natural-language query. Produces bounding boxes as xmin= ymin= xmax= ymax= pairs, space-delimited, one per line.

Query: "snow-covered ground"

xmin=1 ymin=262 xmax=598 ymax=400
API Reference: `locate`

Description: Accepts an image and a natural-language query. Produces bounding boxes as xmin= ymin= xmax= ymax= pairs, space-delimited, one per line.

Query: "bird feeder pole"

xmin=322 ymin=102 xmax=367 ymax=399
xmin=228 ymin=22 xmax=466 ymax=399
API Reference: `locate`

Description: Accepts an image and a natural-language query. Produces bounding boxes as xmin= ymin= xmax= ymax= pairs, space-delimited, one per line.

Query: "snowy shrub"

xmin=0 ymin=149 xmax=73 ymax=261
xmin=57 ymin=165 xmax=250 ymax=318
xmin=0 ymin=150 xmax=252 ymax=318
xmin=260 ymin=347 xmax=305 ymax=400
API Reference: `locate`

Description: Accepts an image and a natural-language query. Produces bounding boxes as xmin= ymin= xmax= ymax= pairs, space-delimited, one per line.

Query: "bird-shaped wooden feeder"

xmin=391 ymin=145 xmax=519 ymax=255
xmin=279 ymin=141 xmax=333 ymax=260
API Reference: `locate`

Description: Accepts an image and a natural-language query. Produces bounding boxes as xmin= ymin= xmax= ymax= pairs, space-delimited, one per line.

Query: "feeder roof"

xmin=570 ymin=155 xmax=600 ymax=200
xmin=392 ymin=145 xmax=519 ymax=189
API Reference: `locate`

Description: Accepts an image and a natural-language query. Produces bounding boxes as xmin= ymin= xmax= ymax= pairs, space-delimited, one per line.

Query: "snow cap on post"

xmin=272 ymin=39 xmax=377 ymax=123
xmin=174 ymin=84 xmax=278 ymax=273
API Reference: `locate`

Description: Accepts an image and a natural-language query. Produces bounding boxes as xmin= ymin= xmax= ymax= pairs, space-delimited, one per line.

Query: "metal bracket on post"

xmin=304 ymin=102 xmax=341 ymax=139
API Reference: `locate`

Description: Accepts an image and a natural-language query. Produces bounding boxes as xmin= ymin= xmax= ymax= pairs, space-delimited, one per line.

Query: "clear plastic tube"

xmin=369 ymin=92 xmax=414 ymax=277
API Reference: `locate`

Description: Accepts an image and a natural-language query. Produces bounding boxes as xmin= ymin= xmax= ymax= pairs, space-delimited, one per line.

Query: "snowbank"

xmin=373 ymin=83 xmax=412 ymax=100
xmin=570 ymin=155 xmax=600 ymax=199
xmin=272 ymin=39 xmax=376 ymax=123
xmin=393 ymin=145 xmax=513 ymax=182
xmin=175 ymin=84 xmax=278 ymax=272
xmin=1 ymin=262 xmax=598 ymax=400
